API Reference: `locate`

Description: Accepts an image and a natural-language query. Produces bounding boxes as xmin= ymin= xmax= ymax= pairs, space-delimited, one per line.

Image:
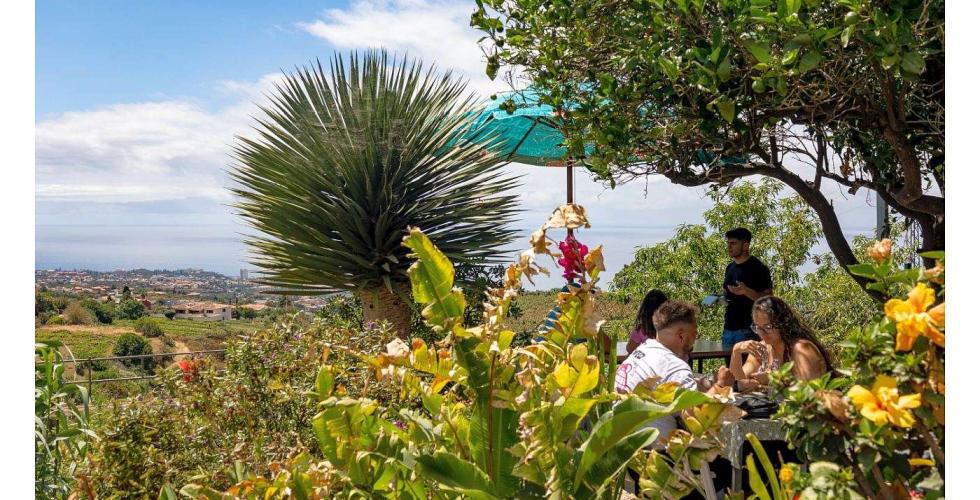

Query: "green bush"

xmin=46 ymin=315 xmax=65 ymax=326
xmin=164 ymin=310 xmax=176 ymax=320
xmin=82 ymin=299 xmax=115 ymax=324
xmin=36 ymin=342 xmax=94 ymax=497
xmin=117 ymin=299 xmax=145 ymax=320
xmin=112 ymin=333 xmax=154 ymax=372
xmin=35 ymin=292 xmax=57 ymax=316
xmin=135 ymin=317 xmax=164 ymax=338
xmin=63 ymin=301 xmax=94 ymax=325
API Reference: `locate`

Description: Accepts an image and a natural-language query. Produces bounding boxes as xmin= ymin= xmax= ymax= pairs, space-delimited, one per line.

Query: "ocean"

xmin=35 ymin=223 xmax=873 ymax=291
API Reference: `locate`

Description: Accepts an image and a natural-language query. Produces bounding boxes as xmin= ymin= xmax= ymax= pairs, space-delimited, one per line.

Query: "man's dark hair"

xmin=725 ymin=227 xmax=752 ymax=243
xmin=652 ymin=300 xmax=698 ymax=332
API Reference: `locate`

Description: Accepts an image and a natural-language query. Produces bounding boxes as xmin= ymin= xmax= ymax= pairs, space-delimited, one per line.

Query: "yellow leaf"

xmin=570 ymin=355 xmax=599 ymax=396
xmin=569 ymin=343 xmax=588 ymax=370
xmin=544 ymin=203 xmax=591 ymax=229
xmin=554 ymin=362 xmax=576 ymax=389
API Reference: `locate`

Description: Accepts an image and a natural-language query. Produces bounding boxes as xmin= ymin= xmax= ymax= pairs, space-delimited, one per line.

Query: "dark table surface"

xmin=616 ymin=340 xmax=731 ymax=363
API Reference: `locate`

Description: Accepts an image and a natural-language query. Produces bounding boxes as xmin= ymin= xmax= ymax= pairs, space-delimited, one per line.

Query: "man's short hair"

xmin=725 ymin=227 xmax=752 ymax=243
xmin=653 ymin=300 xmax=699 ymax=331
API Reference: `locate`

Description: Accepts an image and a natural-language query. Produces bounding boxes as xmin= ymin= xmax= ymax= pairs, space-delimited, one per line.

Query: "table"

xmin=718 ymin=418 xmax=786 ymax=493
xmin=617 ymin=340 xmax=732 ymax=373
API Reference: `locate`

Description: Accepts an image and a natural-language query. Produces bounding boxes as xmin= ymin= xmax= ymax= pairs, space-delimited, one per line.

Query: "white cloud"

xmin=298 ymin=0 xmax=508 ymax=97
xmin=35 ymin=74 xmax=290 ymax=204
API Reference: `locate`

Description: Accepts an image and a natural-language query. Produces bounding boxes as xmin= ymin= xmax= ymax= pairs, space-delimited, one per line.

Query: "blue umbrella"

xmin=466 ymin=89 xmax=593 ymax=167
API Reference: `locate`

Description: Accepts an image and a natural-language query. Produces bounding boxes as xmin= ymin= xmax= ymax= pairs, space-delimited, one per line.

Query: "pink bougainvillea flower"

xmin=557 ymin=235 xmax=588 ymax=281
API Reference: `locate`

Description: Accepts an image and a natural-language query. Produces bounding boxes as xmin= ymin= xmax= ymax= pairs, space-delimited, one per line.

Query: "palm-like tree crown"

xmin=231 ymin=52 xmax=521 ymax=295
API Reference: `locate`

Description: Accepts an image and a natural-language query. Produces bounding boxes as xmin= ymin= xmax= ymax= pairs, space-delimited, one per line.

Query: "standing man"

xmin=722 ymin=227 xmax=773 ymax=348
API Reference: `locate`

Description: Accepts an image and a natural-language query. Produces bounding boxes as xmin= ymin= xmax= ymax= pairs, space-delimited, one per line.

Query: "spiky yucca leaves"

xmin=231 ymin=52 xmax=521 ymax=336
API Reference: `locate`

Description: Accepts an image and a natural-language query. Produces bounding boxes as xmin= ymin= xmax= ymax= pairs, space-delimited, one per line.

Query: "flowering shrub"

xmin=764 ymin=244 xmax=945 ymax=498
xmin=79 ymin=315 xmax=400 ymax=497
xmin=183 ymin=204 xmax=741 ymax=499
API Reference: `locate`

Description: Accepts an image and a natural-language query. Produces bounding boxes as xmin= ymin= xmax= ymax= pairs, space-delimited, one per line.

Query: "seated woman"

xmin=717 ymin=295 xmax=834 ymax=392
xmin=625 ymin=289 xmax=669 ymax=354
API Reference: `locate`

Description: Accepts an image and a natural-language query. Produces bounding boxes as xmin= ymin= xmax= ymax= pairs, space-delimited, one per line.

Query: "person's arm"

xmin=726 ymin=281 xmax=770 ymax=301
xmin=789 ymin=340 xmax=827 ymax=381
xmin=729 ymin=341 xmax=763 ymax=380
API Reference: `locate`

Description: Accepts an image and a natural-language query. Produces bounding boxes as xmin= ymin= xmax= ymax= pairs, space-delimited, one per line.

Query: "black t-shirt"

xmin=723 ymin=256 xmax=774 ymax=330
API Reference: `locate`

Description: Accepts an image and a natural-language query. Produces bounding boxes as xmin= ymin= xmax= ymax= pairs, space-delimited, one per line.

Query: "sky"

xmin=35 ymin=0 xmax=880 ymax=289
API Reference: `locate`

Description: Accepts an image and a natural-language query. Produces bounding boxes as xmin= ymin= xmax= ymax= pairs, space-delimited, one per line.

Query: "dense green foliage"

xmin=35 ymin=342 xmax=95 ymax=499
xmin=81 ymin=299 xmax=115 ymax=324
xmin=134 ymin=317 xmax=164 ymax=338
xmin=766 ymin=251 xmax=945 ymax=498
xmin=116 ymin=299 xmax=145 ymax=320
xmin=473 ymin=0 xmax=945 ymax=283
xmin=112 ymin=333 xmax=154 ymax=372
xmin=80 ymin=317 xmax=398 ymax=496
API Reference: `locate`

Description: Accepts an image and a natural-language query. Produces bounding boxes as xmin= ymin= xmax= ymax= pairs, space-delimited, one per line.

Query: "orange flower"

xmin=923 ymin=262 xmax=944 ymax=285
xmin=885 ymin=283 xmax=945 ymax=350
xmin=779 ymin=464 xmax=794 ymax=483
xmin=867 ymin=239 xmax=893 ymax=263
xmin=846 ymin=375 xmax=921 ymax=428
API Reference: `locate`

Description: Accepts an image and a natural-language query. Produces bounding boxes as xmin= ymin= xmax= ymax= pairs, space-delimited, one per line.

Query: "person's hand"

xmin=732 ymin=340 xmax=753 ymax=353
xmin=742 ymin=341 xmax=769 ymax=364
xmin=715 ymin=366 xmax=735 ymax=387
xmin=726 ymin=281 xmax=750 ymax=296
xmin=738 ymin=378 xmax=761 ymax=392
xmin=750 ymin=371 xmax=770 ymax=386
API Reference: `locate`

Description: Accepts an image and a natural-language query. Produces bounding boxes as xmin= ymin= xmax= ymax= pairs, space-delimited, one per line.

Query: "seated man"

xmin=615 ymin=300 xmax=717 ymax=445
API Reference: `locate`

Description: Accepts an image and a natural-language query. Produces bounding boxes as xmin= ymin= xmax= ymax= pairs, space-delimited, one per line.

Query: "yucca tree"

xmin=231 ymin=51 xmax=521 ymax=337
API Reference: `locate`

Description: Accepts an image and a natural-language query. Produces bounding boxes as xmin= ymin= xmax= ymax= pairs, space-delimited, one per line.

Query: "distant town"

xmin=34 ymin=268 xmax=332 ymax=314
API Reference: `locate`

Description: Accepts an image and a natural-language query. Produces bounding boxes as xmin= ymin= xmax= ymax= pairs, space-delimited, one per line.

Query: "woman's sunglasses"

xmin=751 ymin=323 xmax=778 ymax=334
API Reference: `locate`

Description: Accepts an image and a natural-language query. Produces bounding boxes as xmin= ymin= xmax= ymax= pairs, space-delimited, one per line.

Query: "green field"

xmin=505 ymin=291 xmax=636 ymax=340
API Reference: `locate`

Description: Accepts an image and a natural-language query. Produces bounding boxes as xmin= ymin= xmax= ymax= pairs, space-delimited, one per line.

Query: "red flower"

xmin=558 ymin=235 xmax=588 ymax=282
xmin=178 ymin=358 xmax=198 ymax=382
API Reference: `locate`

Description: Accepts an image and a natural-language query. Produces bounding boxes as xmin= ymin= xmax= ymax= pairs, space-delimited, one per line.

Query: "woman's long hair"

xmin=752 ymin=296 xmax=835 ymax=371
xmin=633 ymin=289 xmax=669 ymax=339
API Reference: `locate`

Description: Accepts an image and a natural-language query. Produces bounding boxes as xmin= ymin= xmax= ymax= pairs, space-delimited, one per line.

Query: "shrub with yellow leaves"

xmin=768 ymin=245 xmax=944 ymax=498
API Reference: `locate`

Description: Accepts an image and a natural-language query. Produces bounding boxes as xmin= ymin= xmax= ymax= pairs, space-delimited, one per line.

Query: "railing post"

xmin=86 ymin=361 xmax=92 ymax=414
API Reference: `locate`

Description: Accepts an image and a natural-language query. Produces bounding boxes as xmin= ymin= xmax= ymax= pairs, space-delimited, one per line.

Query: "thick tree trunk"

xmin=359 ymin=284 xmax=413 ymax=339
xmin=764 ymin=168 xmax=884 ymax=302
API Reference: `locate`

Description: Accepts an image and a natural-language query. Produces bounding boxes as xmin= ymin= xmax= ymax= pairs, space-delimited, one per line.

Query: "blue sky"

xmin=35 ymin=0 xmax=879 ymax=288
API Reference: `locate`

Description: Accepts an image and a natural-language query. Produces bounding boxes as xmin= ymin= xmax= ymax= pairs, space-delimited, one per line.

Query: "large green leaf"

xmin=574 ymin=427 xmax=659 ymax=496
xmin=416 ymin=451 xmax=500 ymax=500
xmin=403 ymin=227 xmax=466 ymax=331
xmin=573 ymin=391 xmax=712 ymax=488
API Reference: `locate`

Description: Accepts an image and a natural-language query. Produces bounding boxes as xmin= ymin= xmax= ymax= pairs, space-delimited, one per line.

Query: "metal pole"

xmin=566 ymin=162 xmax=574 ymax=237
xmin=566 ymin=162 xmax=575 ymax=283
xmin=876 ymin=193 xmax=889 ymax=239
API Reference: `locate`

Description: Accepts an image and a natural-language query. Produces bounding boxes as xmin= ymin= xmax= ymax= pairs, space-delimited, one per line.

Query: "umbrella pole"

xmin=566 ymin=161 xmax=573 ymax=234
xmin=566 ymin=161 xmax=574 ymax=283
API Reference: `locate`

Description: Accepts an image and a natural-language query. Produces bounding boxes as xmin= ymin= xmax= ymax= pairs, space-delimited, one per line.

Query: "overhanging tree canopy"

xmin=473 ymin=0 xmax=944 ymax=296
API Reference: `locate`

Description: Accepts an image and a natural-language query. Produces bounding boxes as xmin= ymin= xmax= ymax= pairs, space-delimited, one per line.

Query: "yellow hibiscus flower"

xmin=846 ymin=375 xmax=921 ymax=428
xmin=884 ymin=283 xmax=945 ymax=350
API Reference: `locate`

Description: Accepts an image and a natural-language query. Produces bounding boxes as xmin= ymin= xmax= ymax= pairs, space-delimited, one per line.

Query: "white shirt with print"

xmin=614 ymin=338 xmax=697 ymax=444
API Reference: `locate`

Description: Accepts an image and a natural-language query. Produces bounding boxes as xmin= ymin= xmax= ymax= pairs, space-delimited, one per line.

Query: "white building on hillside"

xmin=173 ymin=301 xmax=233 ymax=321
